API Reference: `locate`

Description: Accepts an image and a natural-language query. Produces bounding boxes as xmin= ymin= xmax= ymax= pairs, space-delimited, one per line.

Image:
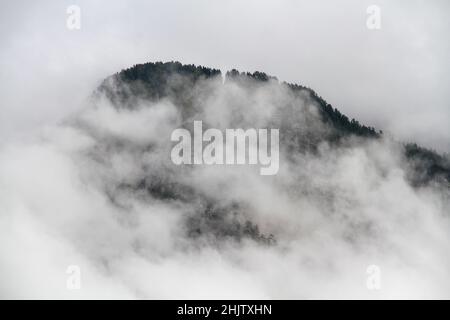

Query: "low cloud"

xmin=0 ymin=71 xmax=449 ymax=299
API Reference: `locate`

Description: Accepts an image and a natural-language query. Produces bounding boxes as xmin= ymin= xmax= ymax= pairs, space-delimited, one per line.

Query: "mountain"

xmin=91 ymin=61 xmax=450 ymax=244
xmin=98 ymin=61 xmax=379 ymax=138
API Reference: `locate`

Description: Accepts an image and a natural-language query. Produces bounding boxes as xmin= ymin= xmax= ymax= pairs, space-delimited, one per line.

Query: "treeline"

xmin=404 ymin=143 xmax=450 ymax=185
xmin=98 ymin=61 xmax=221 ymax=107
xmin=103 ymin=61 xmax=379 ymax=138
xmin=287 ymin=83 xmax=380 ymax=138
xmin=120 ymin=61 xmax=221 ymax=83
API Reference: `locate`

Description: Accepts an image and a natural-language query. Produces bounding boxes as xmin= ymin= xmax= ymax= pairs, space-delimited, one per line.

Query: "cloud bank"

xmin=0 ymin=68 xmax=449 ymax=299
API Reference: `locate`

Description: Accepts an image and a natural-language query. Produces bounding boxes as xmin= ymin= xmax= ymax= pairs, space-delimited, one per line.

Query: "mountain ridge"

xmin=96 ymin=61 xmax=449 ymax=187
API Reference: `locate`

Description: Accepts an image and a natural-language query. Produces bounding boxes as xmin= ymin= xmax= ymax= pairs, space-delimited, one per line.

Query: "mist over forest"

xmin=1 ymin=61 xmax=449 ymax=298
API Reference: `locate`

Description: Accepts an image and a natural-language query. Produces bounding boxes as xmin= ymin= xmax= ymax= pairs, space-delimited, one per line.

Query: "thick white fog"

xmin=1 ymin=73 xmax=449 ymax=299
xmin=0 ymin=0 xmax=449 ymax=299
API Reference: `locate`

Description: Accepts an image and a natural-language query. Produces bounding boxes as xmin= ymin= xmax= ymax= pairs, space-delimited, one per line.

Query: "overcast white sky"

xmin=0 ymin=0 xmax=449 ymax=152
